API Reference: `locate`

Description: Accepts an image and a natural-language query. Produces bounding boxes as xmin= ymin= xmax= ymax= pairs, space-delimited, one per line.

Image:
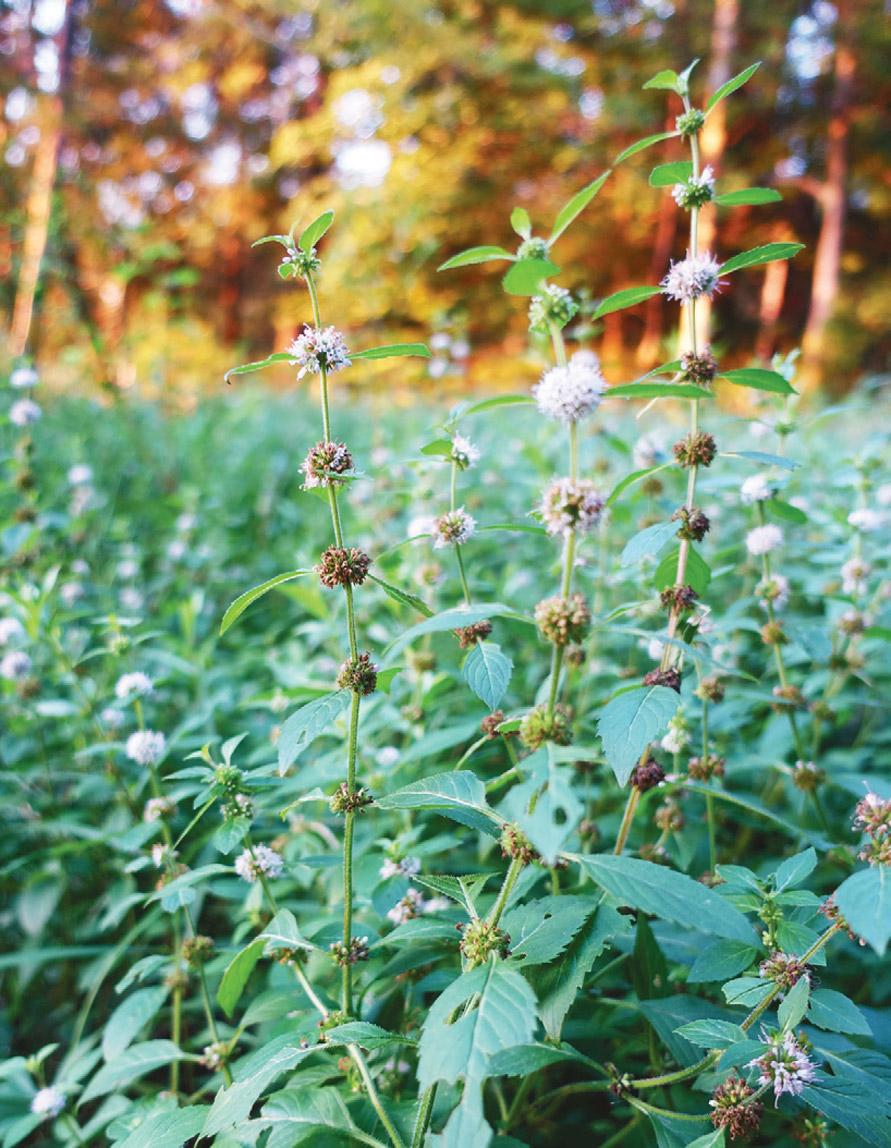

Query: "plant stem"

xmin=613 ymin=786 xmax=641 ymax=854
xmin=411 ymin=1084 xmax=437 ymax=1148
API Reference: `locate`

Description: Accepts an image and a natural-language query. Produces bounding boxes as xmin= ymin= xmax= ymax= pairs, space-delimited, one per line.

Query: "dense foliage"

xmin=2 ymin=58 xmax=891 ymax=1148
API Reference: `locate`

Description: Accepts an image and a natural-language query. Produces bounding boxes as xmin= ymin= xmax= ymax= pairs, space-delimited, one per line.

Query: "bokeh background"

xmin=1 ymin=0 xmax=889 ymax=403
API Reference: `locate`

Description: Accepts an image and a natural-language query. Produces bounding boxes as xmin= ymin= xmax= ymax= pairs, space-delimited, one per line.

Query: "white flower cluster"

xmin=67 ymin=464 xmax=93 ymax=486
xmin=748 ymin=1029 xmax=818 ymax=1102
xmin=848 ymin=507 xmax=882 ymax=533
xmin=841 ymin=557 xmax=871 ymax=596
xmin=386 ymin=887 xmax=448 ymax=924
xmin=533 ymin=350 xmax=605 ymax=424
xmin=661 ymin=252 xmax=724 ymax=304
xmin=539 ymin=477 xmax=605 ymax=537
xmin=432 ymin=507 xmax=476 ymax=549
xmin=450 ymin=434 xmax=480 ymax=469
xmin=1 ymin=650 xmax=31 ymax=681
xmin=660 ymin=714 xmax=689 ymax=755
xmin=10 ymin=399 xmax=42 ymax=427
xmin=30 ymin=1086 xmax=66 ymax=1119
xmin=379 ymin=856 xmax=421 ymax=880
xmin=671 ymin=165 xmax=715 ymax=208
xmin=289 ymin=325 xmax=351 ymax=378
xmin=143 ymin=796 xmax=176 ymax=822
xmin=740 ymin=474 xmax=773 ymax=504
xmin=745 ymin=523 xmax=783 ymax=556
xmin=10 ymin=365 xmax=38 ymax=389
xmin=125 ymin=729 xmax=166 ymax=765
xmin=756 ymin=573 xmax=790 ymax=612
xmin=0 ymin=617 xmax=24 ymax=646
xmin=115 ymin=672 xmax=154 ymax=700
xmin=234 ymin=844 xmax=284 ymax=883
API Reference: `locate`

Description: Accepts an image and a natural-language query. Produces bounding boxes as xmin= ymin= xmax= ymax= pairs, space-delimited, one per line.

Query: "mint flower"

xmin=533 ymin=351 xmax=605 ymax=424
xmin=234 ymin=844 xmax=284 ymax=883
xmin=125 ymin=729 xmax=166 ymax=765
xmin=746 ymin=523 xmax=783 ymax=556
xmin=661 ymin=252 xmax=724 ymax=304
xmin=31 ymin=1086 xmax=66 ymax=1119
xmin=10 ymin=399 xmax=42 ymax=426
xmin=289 ymin=325 xmax=351 ymax=378
xmin=115 ymin=672 xmax=154 ymax=700
xmin=748 ymin=1030 xmax=817 ymax=1103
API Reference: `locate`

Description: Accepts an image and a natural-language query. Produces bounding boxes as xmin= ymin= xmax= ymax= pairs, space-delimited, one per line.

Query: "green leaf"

xmin=202 ymin=1042 xmax=312 ymax=1135
xmin=502 ymin=258 xmax=560 ymax=296
xmin=643 ymin=69 xmax=681 ymax=93
xmin=594 ymin=285 xmax=661 ymax=319
xmin=217 ymin=938 xmax=265 ymax=1018
xmin=527 ymin=905 xmax=632 ymax=1039
xmin=298 ymin=210 xmax=334 ymax=252
xmin=835 ymin=866 xmax=891 ymax=955
xmin=257 ymin=909 xmax=313 ymax=955
xmin=688 ymin=940 xmax=759 ymax=983
xmin=438 ymin=246 xmax=514 ymax=271
xmin=220 ymin=569 xmax=311 ymax=635
xmin=804 ymin=1080 xmax=891 ymax=1148
xmin=418 ymin=962 xmax=537 ymax=1091
xmin=720 ymin=242 xmax=805 ymax=274
xmin=367 ymin=573 xmax=433 ymax=617
xmin=707 ymin=62 xmax=760 ymax=110
xmin=80 ymin=1041 xmax=185 ymax=1105
xmin=459 ymin=394 xmax=535 ymax=417
xmin=549 ymin=171 xmax=611 ymax=242
xmin=808 ymin=988 xmax=872 ymax=1035
xmin=766 ymin=498 xmax=807 ymax=524
xmin=597 ymin=686 xmax=680 ymax=785
xmin=620 ymin=520 xmax=680 ymax=567
xmin=111 ymin=1104 xmax=210 ymax=1148
xmin=606 ymin=462 xmax=674 ymax=506
xmin=715 ymin=188 xmax=782 ymax=206
xmin=499 ymin=747 xmax=582 ymax=864
xmin=277 ymin=691 xmax=352 ymax=773
xmin=575 ymin=855 xmax=754 ymax=943
xmin=487 ymin=1043 xmax=584 ymax=1077
xmin=685 ymin=1131 xmax=726 ymax=1148
xmin=510 ymin=207 xmax=531 ymax=238
xmin=649 ymin=161 xmax=693 ymax=188
xmin=102 ymin=987 xmax=168 ymax=1061
xmin=413 ymin=873 xmax=495 ymax=917
xmin=420 ymin=438 xmax=454 ymax=458
xmin=256 ymin=1087 xmax=362 ymax=1141
xmin=614 ymin=131 xmax=680 ymax=165
xmin=719 ymin=368 xmax=796 ymax=395
xmin=607 ymin=382 xmax=712 ymax=400
xmin=351 ymin=342 xmax=430 ymax=361
xmin=376 ymin=772 xmax=500 ymax=835
xmin=673 ymin=1019 xmax=746 ymax=1048
xmin=384 ymin=602 xmax=530 ymax=660
xmin=722 ymin=449 xmax=799 ymax=471
xmin=774 ymin=847 xmax=817 ymax=892
xmin=463 ymin=640 xmax=512 ymax=709
xmin=324 ymin=1022 xmax=413 ymax=1050
xmin=778 ymin=974 xmax=810 ymax=1031
xmin=502 ymin=895 xmax=596 ymax=965
xmin=654 ymin=546 xmax=711 ymax=596
xmin=224 ymin=351 xmax=294 ymax=383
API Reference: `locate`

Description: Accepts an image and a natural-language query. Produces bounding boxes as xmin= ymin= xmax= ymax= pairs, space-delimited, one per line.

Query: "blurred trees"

xmin=0 ymin=0 xmax=888 ymax=397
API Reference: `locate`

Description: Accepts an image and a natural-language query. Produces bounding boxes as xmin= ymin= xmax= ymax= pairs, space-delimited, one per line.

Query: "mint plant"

xmin=1 ymin=60 xmax=890 ymax=1148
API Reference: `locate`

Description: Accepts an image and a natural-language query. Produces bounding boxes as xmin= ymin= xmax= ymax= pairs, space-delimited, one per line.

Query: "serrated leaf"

xmin=298 ymin=210 xmax=334 ymax=252
xmin=463 ymin=640 xmax=512 ymax=709
xmin=217 ymin=938 xmax=265 ymax=1018
xmin=707 ymin=62 xmax=760 ymax=110
xmin=614 ymin=131 xmax=680 ymax=165
xmin=220 ymin=570 xmax=311 ymax=635
xmin=720 ymin=242 xmax=805 ymax=274
xmin=719 ymin=368 xmax=796 ymax=395
xmin=102 ymin=987 xmax=168 ymax=1062
xmin=384 ymin=602 xmax=531 ymax=659
xmin=502 ymin=257 xmax=560 ymax=296
xmin=576 ymin=855 xmax=754 ymax=942
xmin=688 ymin=940 xmax=759 ymax=983
xmin=774 ymin=848 xmax=817 ymax=892
xmin=654 ymin=546 xmax=711 ymax=596
xmin=488 ymin=1043 xmax=584 ymax=1077
xmin=224 ymin=351 xmax=294 ymax=383
xmin=277 ymin=691 xmax=352 ymax=773
xmin=673 ymin=1019 xmax=746 ymax=1048
xmin=549 ymin=171 xmax=611 ymax=242
xmin=376 ymin=772 xmax=500 ymax=835
xmin=324 ymin=1022 xmax=412 ymax=1050
xmin=715 ymin=188 xmax=782 ymax=206
xmin=597 ymin=686 xmax=680 ymax=785
xmin=202 ymin=1043 xmax=312 ymax=1135
xmin=418 ymin=962 xmax=537 ymax=1091
xmin=351 ymin=342 xmax=430 ymax=361
xmin=620 ymin=520 xmax=680 ymax=567
xmin=594 ymin=285 xmax=661 ymax=319
xmin=413 ymin=873 xmax=495 ymax=917
xmin=502 ymin=895 xmax=596 ymax=965
xmin=835 ymin=866 xmax=891 ymax=955
xmin=438 ymin=245 xmax=514 ymax=271
xmin=649 ymin=161 xmax=693 ymax=188
xmin=111 ymin=1104 xmax=210 ymax=1148
xmin=807 ymin=989 xmax=872 ymax=1035
xmin=499 ymin=747 xmax=582 ymax=863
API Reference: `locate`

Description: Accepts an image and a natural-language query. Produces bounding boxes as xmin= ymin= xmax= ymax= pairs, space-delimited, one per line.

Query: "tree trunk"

xmin=9 ymin=1 xmax=72 ymax=359
xmin=800 ymin=19 xmax=855 ymax=391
